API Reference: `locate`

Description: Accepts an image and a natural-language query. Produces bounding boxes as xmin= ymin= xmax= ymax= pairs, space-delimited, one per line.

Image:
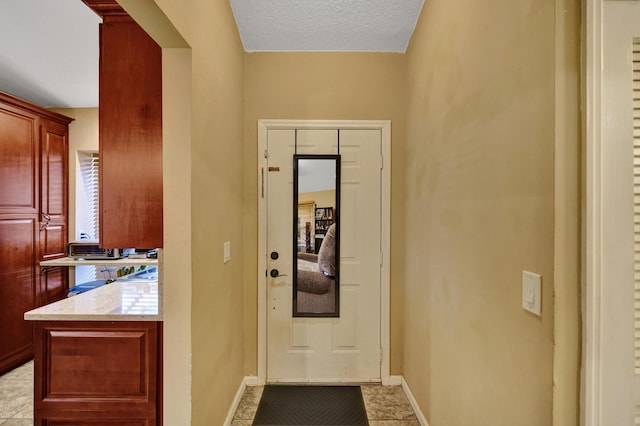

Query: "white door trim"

xmin=257 ymin=119 xmax=391 ymax=385
xmin=583 ymin=0 xmax=604 ymax=424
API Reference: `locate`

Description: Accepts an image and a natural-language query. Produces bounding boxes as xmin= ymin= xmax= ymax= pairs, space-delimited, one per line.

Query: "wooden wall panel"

xmin=99 ymin=16 xmax=163 ymax=249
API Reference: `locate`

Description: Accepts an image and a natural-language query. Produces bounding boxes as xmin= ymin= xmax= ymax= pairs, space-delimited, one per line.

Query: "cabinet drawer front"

xmin=36 ymin=416 xmax=152 ymax=425
xmin=45 ymin=330 xmax=153 ymax=397
xmin=36 ymin=322 xmax=159 ymax=410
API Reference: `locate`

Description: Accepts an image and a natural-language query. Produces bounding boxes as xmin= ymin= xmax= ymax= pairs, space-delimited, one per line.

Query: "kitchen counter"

xmin=24 ymin=278 xmax=160 ymax=321
xmin=40 ymin=256 xmax=158 ymax=266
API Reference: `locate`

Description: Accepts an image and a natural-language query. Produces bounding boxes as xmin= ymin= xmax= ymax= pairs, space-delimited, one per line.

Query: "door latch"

xmin=270 ymin=269 xmax=287 ymax=278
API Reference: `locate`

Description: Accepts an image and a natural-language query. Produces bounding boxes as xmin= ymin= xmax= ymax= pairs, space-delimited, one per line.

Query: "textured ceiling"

xmin=0 ymin=0 xmax=424 ymax=108
xmin=230 ymin=0 xmax=424 ymax=52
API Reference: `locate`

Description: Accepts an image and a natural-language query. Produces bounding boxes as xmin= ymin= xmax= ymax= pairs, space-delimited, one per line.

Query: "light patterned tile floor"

xmin=2 ymin=363 xmax=421 ymax=425
xmin=232 ymin=384 xmax=421 ymax=425
xmin=0 ymin=361 xmax=33 ymax=425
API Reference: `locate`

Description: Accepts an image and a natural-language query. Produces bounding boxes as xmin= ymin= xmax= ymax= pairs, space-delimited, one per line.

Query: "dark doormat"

xmin=252 ymin=385 xmax=369 ymax=425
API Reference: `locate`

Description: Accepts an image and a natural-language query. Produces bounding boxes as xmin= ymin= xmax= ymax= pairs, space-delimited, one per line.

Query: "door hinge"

xmin=264 ymin=150 xmax=268 ymax=159
xmin=380 ymin=154 xmax=383 ymax=170
xmin=380 ymin=250 xmax=383 ymax=267
xmin=379 ymin=347 xmax=383 ymax=363
xmin=261 ymin=168 xmax=265 ymax=198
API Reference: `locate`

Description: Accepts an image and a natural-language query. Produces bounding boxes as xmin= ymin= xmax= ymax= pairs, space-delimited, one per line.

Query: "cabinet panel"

xmin=99 ymin=16 xmax=163 ymax=249
xmin=39 ymin=119 xmax=68 ymax=263
xmin=46 ymin=330 xmax=149 ymax=397
xmin=36 ymin=417 xmax=151 ymax=425
xmin=34 ymin=321 xmax=161 ymax=424
xmin=0 ymin=106 xmax=37 ymax=212
xmin=39 ymin=223 xmax=66 ymax=260
xmin=40 ymin=119 xmax=68 ymax=221
xmin=0 ymin=217 xmax=36 ymax=374
xmin=38 ymin=266 xmax=67 ymax=306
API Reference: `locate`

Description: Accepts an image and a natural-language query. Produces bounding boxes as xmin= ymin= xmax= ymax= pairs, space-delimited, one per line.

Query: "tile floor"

xmin=232 ymin=384 xmax=421 ymax=425
xmin=0 ymin=361 xmax=33 ymax=425
xmin=0 ymin=363 xmax=421 ymax=426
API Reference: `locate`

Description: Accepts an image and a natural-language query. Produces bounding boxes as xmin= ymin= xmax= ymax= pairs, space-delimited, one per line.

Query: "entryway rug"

xmin=252 ymin=385 xmax=369 ymax=425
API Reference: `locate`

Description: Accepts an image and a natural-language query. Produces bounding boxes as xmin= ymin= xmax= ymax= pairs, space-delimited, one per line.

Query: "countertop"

xmin=24 ymin=278 xmax=160 ymax=322
xmin=40 ymin=257 xmax=158 ymax=266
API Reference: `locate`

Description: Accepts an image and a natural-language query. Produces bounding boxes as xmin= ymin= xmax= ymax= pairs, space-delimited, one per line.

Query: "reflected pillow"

xmin=317 ymin=223 xmax=336 ymax=277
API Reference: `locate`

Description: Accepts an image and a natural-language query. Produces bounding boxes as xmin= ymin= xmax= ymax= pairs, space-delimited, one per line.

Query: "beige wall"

xmin=136 ymin=0 xmax=246 ymax=424
xmin=100 ymin=0 xmax=581 ymax=424
xmin=299 ymin=190 xmax=335 ymax=211
xmin=243 ymin=52 xmax=406 ymax=375
xmin=552 ymin=0 xmax=581 ymax=423
xmin=403 ymin=0 xmax=580 ymax=425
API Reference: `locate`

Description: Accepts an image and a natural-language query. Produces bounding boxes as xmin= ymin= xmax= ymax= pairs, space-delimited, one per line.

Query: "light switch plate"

xmin=224 ymin=241 xmax=231 ymax=263
xmin=522 ymin=271 xmax=542 ymax=316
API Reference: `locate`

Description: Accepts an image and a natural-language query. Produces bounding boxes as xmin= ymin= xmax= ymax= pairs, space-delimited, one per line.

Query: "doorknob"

xmin=270 ymin=269 xmax=287 ymax=278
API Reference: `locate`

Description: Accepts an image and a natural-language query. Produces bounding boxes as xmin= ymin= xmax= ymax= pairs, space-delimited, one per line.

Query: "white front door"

xmin=588 ymin=2 xmax=640 ymax=423
xmin=262 ymin=125 xmax=384 ymax=382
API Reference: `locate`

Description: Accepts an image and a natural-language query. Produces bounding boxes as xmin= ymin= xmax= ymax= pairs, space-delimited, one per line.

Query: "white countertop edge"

xmin=40 ymin=257 xmax=158 ymax=266
xmin=24 ymin=313 xmax=162 ymax=322
xmin=24 ymin=280 xmax=161 ymax=322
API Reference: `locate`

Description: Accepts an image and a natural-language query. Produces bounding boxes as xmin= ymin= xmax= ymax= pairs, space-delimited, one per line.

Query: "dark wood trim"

xmin=81 ymin=0 xmax=127 ymax=17
xmin=0 ymin=91 xmax=73 ymax=125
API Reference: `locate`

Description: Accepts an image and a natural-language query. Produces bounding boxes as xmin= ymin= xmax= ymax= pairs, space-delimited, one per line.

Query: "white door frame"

xmin=583 ymin=1 xmax=604 ymax=423
xmin=583 ymin=0 xmax=635 ymax=424
xmin=257 ymin=119 xmax=391 ymax=385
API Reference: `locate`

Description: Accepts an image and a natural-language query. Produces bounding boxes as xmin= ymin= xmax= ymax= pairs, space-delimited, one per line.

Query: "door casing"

xmin=256 ymin=119 xmax=392 ymax=385
xmin=583 ymin=0 xmax=637 ymax=424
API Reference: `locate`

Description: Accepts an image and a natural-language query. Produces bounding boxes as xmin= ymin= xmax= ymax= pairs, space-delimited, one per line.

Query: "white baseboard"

xmin=244 ymin=375 xmax=259 ymax=386
xmin=400 ymin=376 xmax=429 ymax=426
xmin=389 ymin=375 xmax=403 ymax=385
xmin=223 ymin=376 xmax=258 ymax=426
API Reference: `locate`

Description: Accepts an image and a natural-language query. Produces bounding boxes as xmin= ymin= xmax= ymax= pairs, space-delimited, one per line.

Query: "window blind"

xmin=632 ymin=40 xmax=640 ymax=373
xmin=79 ymin=152 xmax=99 ymax=240
xmin=76 ymin=152 xmax=100 ymax=283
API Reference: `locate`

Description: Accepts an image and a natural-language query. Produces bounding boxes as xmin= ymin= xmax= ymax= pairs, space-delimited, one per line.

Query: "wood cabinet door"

xmin=0 ymin=103 xmax=38 ymax=214
xmin=0 ymin=217 xmax=36 ymax=374
xmin=39 ymin=118 xmax=68 ymax=261
xmin=99 ymin=16 xmax=163 ymax=249
xmin=38 ymin=266 xmax=67 ymax=306
xmin=34 ymin=321 xmax=161 ymax=425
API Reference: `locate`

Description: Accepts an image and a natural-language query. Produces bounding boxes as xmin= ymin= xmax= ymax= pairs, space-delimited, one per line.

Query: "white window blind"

xmin=632 ymin=40 xmax=640 ymax=373
xmin=76 ymin=152 xmax=100 ymax=284
xmin=79 ymin=152 xmax=99 ymax=240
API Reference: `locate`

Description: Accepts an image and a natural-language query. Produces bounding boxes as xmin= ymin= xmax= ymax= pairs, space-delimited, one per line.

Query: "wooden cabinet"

xmin=0 ymin=91 xmax=71 ymax=374
xmin=83 ymin=0 xmax=163 ymax=249
xmin=0 ymin=218 xmax=37 ymax=373
xmin=33 ymin=321 xmax=162 ymax=425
